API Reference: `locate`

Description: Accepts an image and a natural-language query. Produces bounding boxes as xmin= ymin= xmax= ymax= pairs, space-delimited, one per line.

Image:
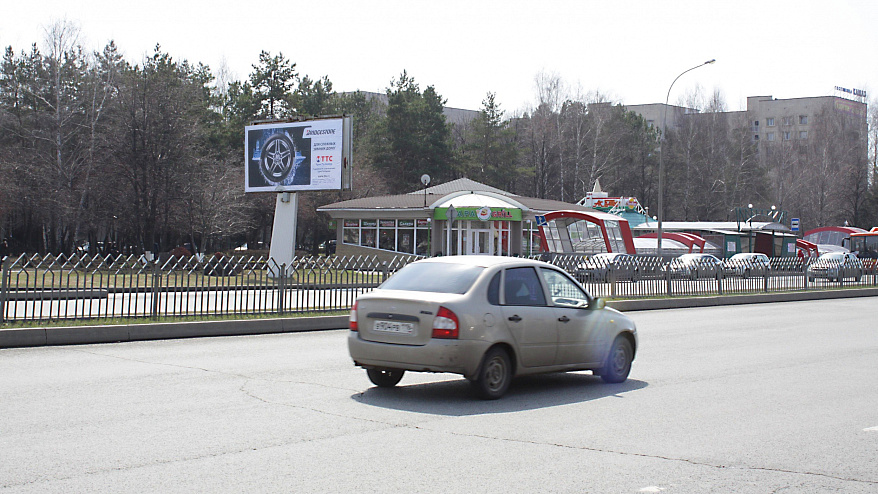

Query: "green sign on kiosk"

xmin=434 ymin=207 xmax=521 ymax=222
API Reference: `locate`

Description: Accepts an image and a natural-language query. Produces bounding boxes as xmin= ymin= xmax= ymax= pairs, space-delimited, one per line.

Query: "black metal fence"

xmin=0 ymin=253 xmax=416 ymax=323
xmin=539 ymin=253 xmax=877 ymax=299
xmin=1 ymin=253 xmax=876 ymax=323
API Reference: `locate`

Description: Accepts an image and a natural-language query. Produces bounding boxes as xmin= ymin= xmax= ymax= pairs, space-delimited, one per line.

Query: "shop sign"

xmin=343 ymin=220 xmax=359 ymax=228
xmin=379 ymin=219 xmax=396 ymax=228
xmin=416 ymin=219 xmax=430 ymax=227
xmin=361 ymin=220 xmax=377 ymax=228
xmin=588 ymin=197 xmax=640 ymax=211
xmin=398 ymin=219 xmax=415 ymax=228
xmin=434 ymin=207 xmax=521 ymax=222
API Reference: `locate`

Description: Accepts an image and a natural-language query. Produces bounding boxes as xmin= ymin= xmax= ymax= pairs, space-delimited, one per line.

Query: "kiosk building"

xmin=318 ymin=178 xmax=632 ymax=261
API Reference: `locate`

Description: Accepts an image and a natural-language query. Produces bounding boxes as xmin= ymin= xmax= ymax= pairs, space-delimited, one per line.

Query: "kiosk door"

xmin=469 ymin=228 xmax=494 ymax=255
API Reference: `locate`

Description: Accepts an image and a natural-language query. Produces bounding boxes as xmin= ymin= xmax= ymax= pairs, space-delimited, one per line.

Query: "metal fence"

xmin=1 ymin=253 xmax=876 ymax=323
xmin=0 ymin=253 xmax=417 ymax=323
xmin=539 ymin=253 xmax=878 ymax=299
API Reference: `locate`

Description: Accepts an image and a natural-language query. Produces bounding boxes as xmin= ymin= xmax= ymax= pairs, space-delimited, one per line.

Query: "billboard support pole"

xmin=269 ymin=192 xmax=298 ymax=278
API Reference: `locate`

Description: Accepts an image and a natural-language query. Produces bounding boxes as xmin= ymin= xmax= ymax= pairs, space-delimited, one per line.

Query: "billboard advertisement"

xmin=245 ymin=117 xmax=352 ymax=192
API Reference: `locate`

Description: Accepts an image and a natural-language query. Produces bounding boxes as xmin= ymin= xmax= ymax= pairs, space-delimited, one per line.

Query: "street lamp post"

xmin=657 ymin=59 xmax=716 ymax=258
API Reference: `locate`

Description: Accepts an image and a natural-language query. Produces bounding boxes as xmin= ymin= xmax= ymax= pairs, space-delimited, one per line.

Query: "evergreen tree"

xmin=372 ymin=71 xmax=453 ymax=193
xmin=249 ymin=50 xmax=297 ymax=119
xmin=462 ymin=92 xmax=519 ymax=189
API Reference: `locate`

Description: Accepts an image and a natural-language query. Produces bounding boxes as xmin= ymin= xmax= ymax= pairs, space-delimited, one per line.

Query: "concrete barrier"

xmin=1 ymin=316 xmax=349 ymax=349
xmin=607 ymin=287 xmax=878 ymax=312
xmin=3 ymin=288 xmax=877 ymax=349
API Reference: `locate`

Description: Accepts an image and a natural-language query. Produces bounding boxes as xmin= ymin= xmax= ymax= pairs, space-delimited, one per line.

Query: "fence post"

xmin=150 ymin=260 xmax=160 ymax=319
xmin=666 ymin=262 xmax=672 ymax=297
xmin=609 ymin=266 xmax=616 ymax=298
xmin=717 ymin=270 xmax=723 ymax=295
xmin=381 ymin=261 xmax=389 ymax=283
xmin=803 ymin=260 xmax=809 ymax=290
xmin=277 ymin=263 xmax=286 ymax=315
xmin=0 ymin=257 xmax=9 ymax=323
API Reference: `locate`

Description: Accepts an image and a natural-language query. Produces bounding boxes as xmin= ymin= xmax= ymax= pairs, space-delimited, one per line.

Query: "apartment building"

xmin=626 ymin=94 xmax=867 ymax=152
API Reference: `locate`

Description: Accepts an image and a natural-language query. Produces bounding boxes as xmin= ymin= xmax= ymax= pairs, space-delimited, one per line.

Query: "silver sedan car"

xmin=348 ymin=256 xmax=638 ymax=399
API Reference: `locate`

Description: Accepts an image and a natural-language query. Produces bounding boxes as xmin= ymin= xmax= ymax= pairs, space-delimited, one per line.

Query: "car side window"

xmin=540 ymin=268 xmax=589 ymax=308
xmin=503 ymin=267 xmax=547 ymax=306
xmin=487 ymin=271 xmax=501 ymax=305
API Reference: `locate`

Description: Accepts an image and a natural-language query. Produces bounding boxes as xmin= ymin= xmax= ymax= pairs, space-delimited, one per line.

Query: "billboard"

xmin=245 ymin=116 xmax=352 ymax=192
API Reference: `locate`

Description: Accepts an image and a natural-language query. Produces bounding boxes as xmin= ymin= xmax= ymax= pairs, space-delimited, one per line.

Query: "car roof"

xmin=413 ymin=255 xmax=553 ymax=269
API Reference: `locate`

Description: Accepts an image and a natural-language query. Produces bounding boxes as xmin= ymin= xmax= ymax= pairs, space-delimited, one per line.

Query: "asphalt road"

xmin=1 ymin=298 xmax=876 ymax=493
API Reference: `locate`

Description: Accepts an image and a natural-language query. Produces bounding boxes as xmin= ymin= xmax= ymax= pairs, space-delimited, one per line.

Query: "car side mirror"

xmin=589 ymin=297 xmax=606 ymax=310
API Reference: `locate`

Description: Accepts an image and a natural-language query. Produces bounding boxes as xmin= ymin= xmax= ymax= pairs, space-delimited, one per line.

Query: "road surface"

xmin=1 ymin=298 xmax=876 ymax=493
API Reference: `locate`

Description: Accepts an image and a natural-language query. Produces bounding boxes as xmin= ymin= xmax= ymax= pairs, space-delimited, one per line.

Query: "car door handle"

xmin=558 ymin=315 xmax=570 ymax=323
xmin=508 ymin=315 xmax=522 ymax=322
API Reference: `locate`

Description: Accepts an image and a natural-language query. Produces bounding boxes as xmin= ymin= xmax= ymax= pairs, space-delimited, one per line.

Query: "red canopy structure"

xmin=538 ymin=210 xmax=636 ymax=254
xmin=802 ymin=226 xmax=866 ymax=251
xmin=636 ymin=232 xmax=706 ymax=253
xmin=795 ymin=239 xmax=819 ymax=258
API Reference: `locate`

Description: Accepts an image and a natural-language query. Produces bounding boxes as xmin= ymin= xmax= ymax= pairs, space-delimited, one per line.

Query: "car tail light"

xmin=432 ymin=306 xmax=459 ymax=339
xmin=349 ymin=301 xmax=358 ymax=331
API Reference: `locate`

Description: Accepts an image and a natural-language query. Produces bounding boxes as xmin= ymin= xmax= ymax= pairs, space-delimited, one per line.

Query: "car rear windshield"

xmin=379 ymin=262 xmax=485 ymax=294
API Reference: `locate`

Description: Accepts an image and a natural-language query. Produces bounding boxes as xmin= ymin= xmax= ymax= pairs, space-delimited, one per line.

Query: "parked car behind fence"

xmin=807 ymin=252 xmax=863 ymax=282
xmin=575 ymin=253 xmax=641 ymax=283
xmin=724 ymin=253 xmax=772 ymax=278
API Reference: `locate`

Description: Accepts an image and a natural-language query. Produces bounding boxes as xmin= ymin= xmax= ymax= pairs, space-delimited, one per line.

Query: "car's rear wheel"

xmin=472 ymin=347 xmax=512 ymax=400
xmin=367 ymin=368 xmax=405 ymax=388
xmin=600 ymin=336 xmax=633 ymax=384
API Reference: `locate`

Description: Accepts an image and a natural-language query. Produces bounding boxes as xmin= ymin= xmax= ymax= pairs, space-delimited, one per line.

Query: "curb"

xmin=606 ymin=287 xmax=878 ymax=311
xmin=0 ymin=315 xmax=349 ymax=349
xmin=3 ymin=288 xmax=877 ymax=349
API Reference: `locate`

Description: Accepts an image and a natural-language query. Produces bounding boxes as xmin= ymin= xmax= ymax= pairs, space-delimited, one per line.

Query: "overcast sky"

xmin=2 ymin=0 xmax=875 ymax=113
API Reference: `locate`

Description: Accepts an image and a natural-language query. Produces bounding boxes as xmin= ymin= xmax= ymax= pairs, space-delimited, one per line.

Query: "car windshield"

xmin=379 ymin=262 xmax=485 ymax=294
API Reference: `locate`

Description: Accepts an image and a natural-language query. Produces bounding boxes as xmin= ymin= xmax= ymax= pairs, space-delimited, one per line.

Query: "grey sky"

xmin=2 ymin=0 xmax=874 ymax=113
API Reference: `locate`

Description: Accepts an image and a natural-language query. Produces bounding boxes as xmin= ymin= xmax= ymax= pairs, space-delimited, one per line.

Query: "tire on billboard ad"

xmin=244 ymin=117 xmax=351 ymax=192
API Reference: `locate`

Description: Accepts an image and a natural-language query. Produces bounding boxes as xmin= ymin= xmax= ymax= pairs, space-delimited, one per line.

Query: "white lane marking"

xmin=639 ymin=488 xmax=665 ymax=493
xmin=865 ymin=426 xmax=878 ymax=432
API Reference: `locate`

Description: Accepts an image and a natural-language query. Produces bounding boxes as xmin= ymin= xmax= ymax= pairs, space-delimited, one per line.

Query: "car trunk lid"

xmin=355 ymin=291 xmax=457 ymax=346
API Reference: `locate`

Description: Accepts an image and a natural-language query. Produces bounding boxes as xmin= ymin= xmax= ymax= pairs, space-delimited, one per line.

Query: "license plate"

xmin=374 ymin=320 xmax=414 ymax=334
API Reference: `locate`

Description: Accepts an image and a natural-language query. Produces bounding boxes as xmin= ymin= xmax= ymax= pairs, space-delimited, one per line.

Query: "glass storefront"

xmin=343 ymin=218 xmax=431 ymax=256
xmin=442 ymin=220 xmax=511 ymax=256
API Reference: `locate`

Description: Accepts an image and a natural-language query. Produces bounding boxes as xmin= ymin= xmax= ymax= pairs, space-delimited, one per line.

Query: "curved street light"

xmin=657 ymin=59 xmax=716 ymax=258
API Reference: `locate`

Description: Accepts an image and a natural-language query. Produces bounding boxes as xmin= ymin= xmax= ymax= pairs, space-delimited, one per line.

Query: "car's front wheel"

xmin=367 ymin=368 xmax=405 ymax=388
xmin=472 ymin=347 xmax=512 ymax=400
xmin=600 ymin=336 xmax=633 ymax=384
